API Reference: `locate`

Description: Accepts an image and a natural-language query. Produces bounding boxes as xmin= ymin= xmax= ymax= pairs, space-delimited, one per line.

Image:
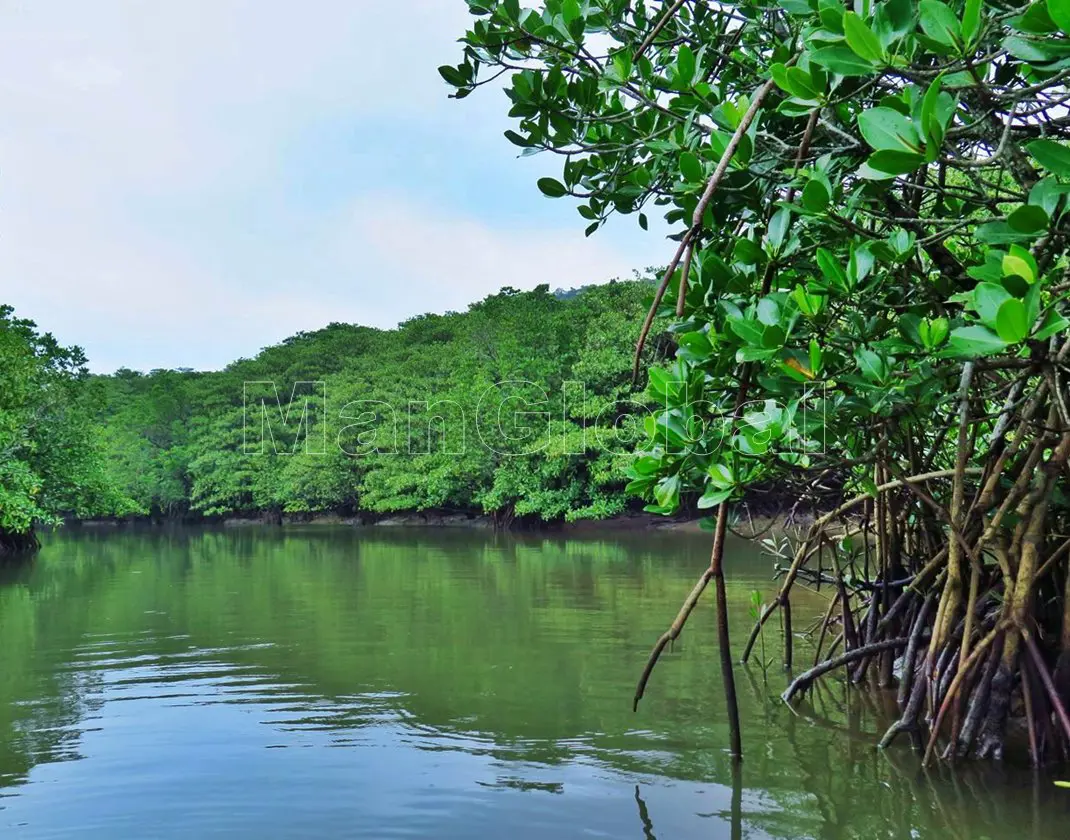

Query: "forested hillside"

xmin=90 ymin=281 xmax=664 ymax=525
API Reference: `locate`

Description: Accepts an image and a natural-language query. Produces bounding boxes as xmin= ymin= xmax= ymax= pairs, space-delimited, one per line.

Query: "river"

xmin=1 ymin=528 xmax=1067 ymax=838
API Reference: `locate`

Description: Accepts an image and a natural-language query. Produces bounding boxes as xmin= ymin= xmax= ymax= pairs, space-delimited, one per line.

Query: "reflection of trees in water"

xmin=0 ymin=557 xmax=106 ymax=790
xmin=0 ymin=670 xmax=104 ymax=790
xmin=1 ymin=530 xmax=1068 ymax=839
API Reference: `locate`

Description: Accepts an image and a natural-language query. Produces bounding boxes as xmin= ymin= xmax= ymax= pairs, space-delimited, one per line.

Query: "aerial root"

xmin=632 ymin=568 xmax=713 ymax=712
xmin=630 ymin=383 xmax=1070 ymax=764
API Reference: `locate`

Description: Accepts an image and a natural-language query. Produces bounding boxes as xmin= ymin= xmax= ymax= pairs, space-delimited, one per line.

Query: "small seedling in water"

xmin=749 ymin=590 xmax=773 ymax=676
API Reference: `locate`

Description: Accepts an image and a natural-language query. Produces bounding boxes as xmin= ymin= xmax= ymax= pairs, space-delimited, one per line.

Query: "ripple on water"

xmin=4 ymin=530 xmax=1070 ymax=840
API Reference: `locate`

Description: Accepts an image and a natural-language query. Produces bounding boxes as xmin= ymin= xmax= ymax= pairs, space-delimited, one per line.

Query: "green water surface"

xmin=1 ymin=528 xmax=1067 ymax=838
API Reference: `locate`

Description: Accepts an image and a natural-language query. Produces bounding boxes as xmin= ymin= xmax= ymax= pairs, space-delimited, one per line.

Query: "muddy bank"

xmin=64 ymin=504 xmax=807 ymax=535
xmin=66 ymin=509 xmax=710 ymax=532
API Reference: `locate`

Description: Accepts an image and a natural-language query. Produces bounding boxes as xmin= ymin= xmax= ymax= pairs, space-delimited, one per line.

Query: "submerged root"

xmin=633 ymin=367 xmax=1070 ymax=765
xmin=632 ymin=567 xmax=712 ymax=712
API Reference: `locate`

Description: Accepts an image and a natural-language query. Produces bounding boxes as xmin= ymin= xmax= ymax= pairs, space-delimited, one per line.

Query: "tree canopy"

xmin=86 ymin=282 xmax=664 ymax=525
xmin=444 ymin=0 xmax=1070 ymax=763
xmin=0 ymin=306 xmax=133 ymax=551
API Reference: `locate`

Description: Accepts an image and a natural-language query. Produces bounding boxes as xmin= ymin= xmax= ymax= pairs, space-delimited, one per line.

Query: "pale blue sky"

xmin=0 ymin=1 xmax=665 ymax=372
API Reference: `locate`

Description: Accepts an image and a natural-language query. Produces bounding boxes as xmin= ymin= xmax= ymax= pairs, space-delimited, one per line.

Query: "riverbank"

xmin=65 ymin=509 xmax=716 ymax=534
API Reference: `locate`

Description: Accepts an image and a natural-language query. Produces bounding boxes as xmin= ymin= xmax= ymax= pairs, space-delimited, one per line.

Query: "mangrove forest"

xmin=441 ymin=0 xmax=1070 ymax=764
xmin=6 ymin=3 xmax=1070 ymax=836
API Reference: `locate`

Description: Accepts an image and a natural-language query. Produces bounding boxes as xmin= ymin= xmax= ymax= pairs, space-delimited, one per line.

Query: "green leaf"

xmin=1036 ymin=309 xmax=1070 ymax=340
xmin=810 ymin=338 xmax=823 ymax=373
xmin=816 ymin=248 xmax=849 ymax=290
xmin=843 ymin=12 xmax=885 ymax=63
xmin=697 ymin=487 xmax=732 ymax=509
xmin=818 ymin=0 xmax=848 ymax=33
xmin=996 ymin=298 xmax=1029 ymax=343
xmin=779 ymin=99 xmax=818 ymax=117
xmin=653 ymin=474 xmax=681 ymax=510
xmin=919 ymin=317 xmax=950 ymax=349
xmin=855 ymin=348 xmax=888 ymax=383
xmin=802 ymin=178 xmax=831 ymax=212
xmin=728 ymin=315 xmax=765 ymax=346
xmin=647 ymin=367 xmax=677 ymax=401
xmin=882 ymin=0 xmax=918 ymax=39
xmin=1008 ymin=204 xmax=1050 ymax=233
xmin=1030 ymin=177 xmax=1070 ymax=216
xmin=976 ymin=221 xmax=1034 ymax=245
xmin=858 ymin=107 xmax=923 ymax=152
xmin=1003 ymin=244 xmax=1038 ymax=283
xmin=899 ymin=312 xmax=924 ymax=346
xmin=849 ymin=245 xmax=875 ymax=285
xmin=1025 ymin=279 xmax=1042 ymax=326
xmin=504 ymin=129 xmax=531 ymax=148
xmin=1002 ymin=34 xmax=1070 ymax=63
xmin=961 ymin=0 xmax=983 ymax=45
xmin=761 ymin=324 xmax=786 ymax=349
xmin=757 ymin=297 xmax=781 ymax=327
xmin=676 ymin=44 xmax=696 ymax=87
xmin=438 ymin=65 xmax=467 ymax=87
xmin=537 ymin=177 xmax=568 ymax=198
xmin=608 ymin=49 xmax=633 ymax=83
xmin=809 ymin=45 xmax=877 ymax=76
xmin=708 ymin=462 xmax=735 ymax=489
xmin=737 ymin=346 xmax=779 ymax=362
xmin=920 ymin=74 xmax=947 ymax=148
xmin=1051 ymin=0 xmax=1070 ymax=34
xmin=1015 ymin=2 xmax=1058 ymax=35
xmin=1027 ymin=139 xmax=1070 ymax=176
xmin=920 ymin=0 xmax=963 ymax=48
xmin=866 ymin=150 xmax=925 ymax=176
xmin=973 ymin=281 xmax=1012 ymax=329
xmin=786 ymin=67 xmax=822 ymax=101
xmin=792 ymin=285 xmax=825 ymax=317
xmin=680 ymin=151 xmax=704 ymax=183
xmin=766 ymin=207 xmax=792 ymax=252
xmin=733 ymin=238 xmax=763 ymax=265
xmin=770 ymin=62 xmax=793 ymax=95
xmin=947 ymin=325 xmax=1009 ymax=357
xmin=677 ymin=331 xmax=714 ymax=362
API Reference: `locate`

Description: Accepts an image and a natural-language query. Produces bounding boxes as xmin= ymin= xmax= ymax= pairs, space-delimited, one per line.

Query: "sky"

xmin=0 ymin=0 xmax=667 ymax=373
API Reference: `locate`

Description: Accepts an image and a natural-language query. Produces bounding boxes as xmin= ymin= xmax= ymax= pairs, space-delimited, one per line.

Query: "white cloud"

xmin=0 ymin=1 xmax=667 ymax=372
xmin=322 ymin=192 xmax=644 ymax=322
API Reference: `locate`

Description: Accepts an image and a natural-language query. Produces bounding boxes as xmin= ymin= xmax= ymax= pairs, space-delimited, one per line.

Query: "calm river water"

xmin=1 ymin=528 xmax=1068 ymax=838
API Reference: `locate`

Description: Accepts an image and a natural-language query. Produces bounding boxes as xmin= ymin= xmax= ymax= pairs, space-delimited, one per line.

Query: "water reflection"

xmin=0 ymin=528 xmax=1068 ymax=838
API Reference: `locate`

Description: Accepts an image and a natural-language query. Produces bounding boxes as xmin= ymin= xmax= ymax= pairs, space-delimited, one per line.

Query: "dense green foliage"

xmin=447 ymin=0 xmax=1070 ymax=761
xmin=0 ymin=306 xmax=132 ymax=549
xmin=90 ymin=282 xmax=663 ymax=524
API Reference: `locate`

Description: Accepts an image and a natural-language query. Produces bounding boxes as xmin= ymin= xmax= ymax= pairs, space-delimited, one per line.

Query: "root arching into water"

xmin=634 ymin=356 xmax=1070 ymax=766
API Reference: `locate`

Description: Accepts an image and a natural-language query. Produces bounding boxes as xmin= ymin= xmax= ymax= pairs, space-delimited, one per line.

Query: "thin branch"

xmin=675 ymin=236 xmax=697 ymax=317
xmin=633 ymin=0 xmax=688 ymax=62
